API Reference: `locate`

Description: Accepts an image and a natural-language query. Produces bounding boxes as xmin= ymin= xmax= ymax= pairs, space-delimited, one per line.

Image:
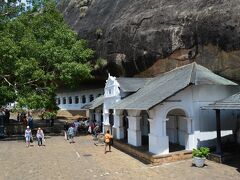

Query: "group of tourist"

xmin=63 ymin=120 xmax=112 ymax=153
xmin=63 ymin=120 xmax=102 ymax=142
xmin=23 ymin=118 xmax=113 ymax=154
xmin=24 ymin=126 xmax=45 ymax=147
xmin=18 ymin=112 xmax=34 ymax=129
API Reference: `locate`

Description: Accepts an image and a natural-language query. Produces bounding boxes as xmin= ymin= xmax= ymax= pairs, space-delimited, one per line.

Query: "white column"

xmin=89 ymin=110 xmax=94 ymax=121
xmin=103 ymin=109 xmax=110 ymax=133
xmin=119 ymin=115 xmax=125 ymax=139
xmin=148 ymin=117 xmax=169 ymax=155
xmin=113 ymin=112 xmax=124 ymax=139
xmin=184 ymin=117 xmax=195 ymax=150
xmin=127 ymin=116 xmax=142 ymax=146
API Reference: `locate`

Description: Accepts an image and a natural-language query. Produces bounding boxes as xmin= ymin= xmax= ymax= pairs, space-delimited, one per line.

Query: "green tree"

xmin=0 ymin=0 xmax=25 ymax=25
xmin=0 ymin=0 xmax=94 ymax=109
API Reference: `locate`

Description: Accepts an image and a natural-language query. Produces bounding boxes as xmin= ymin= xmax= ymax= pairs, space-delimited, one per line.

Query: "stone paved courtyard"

xmin=0 ymin=135 xmax=239 ymax=180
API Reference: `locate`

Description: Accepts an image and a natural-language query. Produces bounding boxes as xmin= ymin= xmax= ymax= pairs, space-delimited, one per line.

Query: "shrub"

xmin=192 ymin=147 xmax=210 ymax=158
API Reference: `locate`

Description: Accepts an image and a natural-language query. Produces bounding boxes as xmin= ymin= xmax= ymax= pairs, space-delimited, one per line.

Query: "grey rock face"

xmin=58 ymin=0 xmax=240 ymax=81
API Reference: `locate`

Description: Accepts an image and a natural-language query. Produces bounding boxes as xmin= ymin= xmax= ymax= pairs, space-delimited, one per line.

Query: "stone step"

xmin=113 ymin=139 xmax=192 ymax=165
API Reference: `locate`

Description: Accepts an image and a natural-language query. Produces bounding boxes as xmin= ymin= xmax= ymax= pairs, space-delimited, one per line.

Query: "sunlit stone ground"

xmin=0 ymin=135 xmax=239 ymax=180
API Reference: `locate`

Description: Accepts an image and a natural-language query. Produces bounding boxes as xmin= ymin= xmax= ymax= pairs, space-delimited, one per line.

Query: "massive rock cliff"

xmin=58 ymin=0 xmax=240 ymax=81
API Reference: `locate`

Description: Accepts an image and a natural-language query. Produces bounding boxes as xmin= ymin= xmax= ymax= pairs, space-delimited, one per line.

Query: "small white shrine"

xmin=90 ymin=63 xmax=240 ymax=155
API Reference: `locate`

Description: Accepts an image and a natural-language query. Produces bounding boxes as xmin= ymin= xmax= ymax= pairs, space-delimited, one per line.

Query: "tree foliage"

xmin=0 ymin=0 xmax=25 ymax=25
xmin=0 ymin=0 xmax=94 ymax=109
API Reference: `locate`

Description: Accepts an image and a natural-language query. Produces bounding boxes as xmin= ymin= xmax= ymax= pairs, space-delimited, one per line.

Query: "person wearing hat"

xmin=36 ymin=127 xmax=45 ymax=146
xmin=24 ymin=126 xmax=32 ymax=147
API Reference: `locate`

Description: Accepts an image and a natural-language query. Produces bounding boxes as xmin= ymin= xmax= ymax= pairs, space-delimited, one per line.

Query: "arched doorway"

xmin=122 ymin=110 xmax=128 ymax=140
xmin=140 ymin=110 xmax=150 ymax=147
xmin=166 ymin=108 xmax=188 ymax=152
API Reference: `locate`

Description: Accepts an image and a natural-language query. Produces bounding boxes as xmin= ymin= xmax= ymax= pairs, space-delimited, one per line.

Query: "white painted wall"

xmin=56 ymin=88 xmax=103 ymax=110
xmin=149 ymin=85 xmax=240 ymax=155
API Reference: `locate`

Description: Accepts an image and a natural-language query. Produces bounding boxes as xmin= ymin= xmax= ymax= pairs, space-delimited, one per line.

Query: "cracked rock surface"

xmin=58 ymin=0 xmax=240 ymax=81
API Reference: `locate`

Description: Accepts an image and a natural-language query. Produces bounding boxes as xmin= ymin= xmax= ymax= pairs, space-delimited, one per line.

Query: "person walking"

xmin=63 ymin=121 xmax=69 ymax=140
xmin=104 ymin=130 xmax=113 ymax=154
xmin=73 ymin=120 xmax=80 ymax=136
xmin=68 ymin=125 xmax=75 ymax=143
xmin=17 ymin=113 xmax=20 ymax=122
xmin=27 ymin=114 xmax=34 ymax=129
xmin=93 ymin=124 xmax=100 ymax=138
xmin=36 ymin=127 xmax=45 ymax=146
xmin=24 ymin=126 xmax=32 ymax=147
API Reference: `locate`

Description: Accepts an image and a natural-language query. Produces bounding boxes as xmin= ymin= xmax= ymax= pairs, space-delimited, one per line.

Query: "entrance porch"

xmin=112 ymin=108 xmax=194 ymax=163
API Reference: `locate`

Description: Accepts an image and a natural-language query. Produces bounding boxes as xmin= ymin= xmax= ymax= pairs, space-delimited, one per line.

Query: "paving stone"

xmin=0 ymin=135 xmax=239 ymax=180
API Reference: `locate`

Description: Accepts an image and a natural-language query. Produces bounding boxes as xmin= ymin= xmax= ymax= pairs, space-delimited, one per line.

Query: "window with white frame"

xmin=56 ymin=98 xmax=61 ymax=105
xmin=75 ymin=96 xmax=79 ymax=104
xmin=68 ymin=97 xmax=72 ymax=104
xmin=89 ymin=94 xmax=94 ymax=102
xmin=82 ymin=95 xmax=86 ymax=104
xmin=63 ymin=97 xmax=66 ymax=104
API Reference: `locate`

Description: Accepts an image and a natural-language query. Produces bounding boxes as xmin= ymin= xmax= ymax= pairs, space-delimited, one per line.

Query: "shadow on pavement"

xmin=224 ymin=156 xmax=240 ymax=173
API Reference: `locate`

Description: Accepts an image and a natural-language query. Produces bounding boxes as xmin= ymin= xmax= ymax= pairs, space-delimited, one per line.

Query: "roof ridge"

xmin=116 ymin=77 xmax=152 ymax=79
xmin=156 ymin=62 xmax=196 ymax=77
xmin=190 ymin=62 xmax=197 ymax=84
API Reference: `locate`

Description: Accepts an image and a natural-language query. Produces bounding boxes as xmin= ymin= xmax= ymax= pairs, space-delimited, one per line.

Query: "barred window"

xmin=82 ymin=95 xmax=86 ymax=104
xmin=75 ymin=96 xmax=79 ymax=104
xmin=68 ymin=97 xmax=72 ymax=104
xmin=56 ymin=98 xmax=61 ymax=105
xmin=89 ymin=94 xmax=94 ymax=102
xmin=63 ymin=97 xmax=66 ymax=104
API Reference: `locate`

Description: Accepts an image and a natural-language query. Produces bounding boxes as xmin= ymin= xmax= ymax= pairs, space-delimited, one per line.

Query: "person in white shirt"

xmin=24 ymin=126 xmax=32 ymax=147
xmin=36 ymin=127 xmax=44 ymax=146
